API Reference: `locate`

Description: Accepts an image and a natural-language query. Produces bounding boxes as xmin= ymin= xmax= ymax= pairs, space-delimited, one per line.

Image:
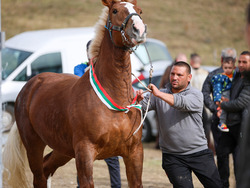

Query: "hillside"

xmin=2 ymin=0 xmax=249 ymax=65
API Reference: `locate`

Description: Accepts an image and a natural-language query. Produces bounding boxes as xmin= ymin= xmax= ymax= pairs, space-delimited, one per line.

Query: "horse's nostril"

xmin=133 ymin=24 xmax=139 ymax=34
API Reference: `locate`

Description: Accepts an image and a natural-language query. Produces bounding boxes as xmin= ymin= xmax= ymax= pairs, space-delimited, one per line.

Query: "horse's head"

xmin=102 ymin=0 xmax=147 ymax=49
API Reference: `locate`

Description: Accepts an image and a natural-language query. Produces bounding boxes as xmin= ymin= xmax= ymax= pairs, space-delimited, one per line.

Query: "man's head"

xmin=170 ymin=61 xmax=192 ymax=93
xmin=175 ymin=53 xmax=187 ymax=63
xmin=86 ymin=40 xmax=92 ymax=60
xmin=222 ymin=57 xmax=236 ymax=75
xmin=190 ymin=53 xmax=201 ymax=69
xmin=221 ymin=48 xmax=237 ymax=66
xmin=238 ymin=51 xmax=250 ymax=73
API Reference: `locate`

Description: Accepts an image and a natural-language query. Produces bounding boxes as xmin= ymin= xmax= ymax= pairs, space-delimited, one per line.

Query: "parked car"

xmin=1 ymin=27 xmax=173 ymax=132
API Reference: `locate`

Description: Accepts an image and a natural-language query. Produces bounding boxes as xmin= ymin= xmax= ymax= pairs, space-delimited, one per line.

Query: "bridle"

xmin=105 ymin=12 xmax=141 ymax=52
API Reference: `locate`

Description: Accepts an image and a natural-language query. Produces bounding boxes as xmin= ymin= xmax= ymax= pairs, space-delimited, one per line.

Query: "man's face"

xmin=170 ymin=66 xmax=191 ymax=93
xmin=191 ymin=56 xmax=201 ymax=69
xmin=238 ymin=54 xmax=250 ymax=73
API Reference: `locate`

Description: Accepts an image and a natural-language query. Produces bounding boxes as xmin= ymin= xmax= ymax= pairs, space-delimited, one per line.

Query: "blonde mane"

xmin=89 ymin=0 xmax=134 ymax=61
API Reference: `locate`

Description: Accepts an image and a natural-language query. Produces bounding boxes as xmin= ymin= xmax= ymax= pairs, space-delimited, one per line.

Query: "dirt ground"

xmin=45 ymin=142 xmax=236 ymax=188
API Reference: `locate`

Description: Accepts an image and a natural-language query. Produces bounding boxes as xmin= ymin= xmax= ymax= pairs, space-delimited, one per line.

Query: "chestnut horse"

xmin=2 ymin=0 xmax=147 ymax=187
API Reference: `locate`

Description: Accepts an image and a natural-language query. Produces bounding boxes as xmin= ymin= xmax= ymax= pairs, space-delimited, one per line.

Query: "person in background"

xmin=74 ymin=40 xmax=92 ymax=77
xmin=190 ymin=53 xmax=208 ymax=91
xmin=215 ymin=51 xmax=250 ymax=188
xmin=137 ymin=61 xmax=222 ymax=188
xmin=202 ymin=48 xmax=237 ymax=151
xmin=75 ymin=40 xmax=121 ymax=188
xmin=212 ymin=57 xmax=236 ymax=132
xmin=237 ymin=4 xmax=250 ymax=187
xmin=159 ymin=53 xmax=187 ymax=88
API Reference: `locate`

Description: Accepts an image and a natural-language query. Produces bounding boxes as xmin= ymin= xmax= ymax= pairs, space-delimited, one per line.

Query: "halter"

xmin=105 ymin=13 xmax=141 ymax=51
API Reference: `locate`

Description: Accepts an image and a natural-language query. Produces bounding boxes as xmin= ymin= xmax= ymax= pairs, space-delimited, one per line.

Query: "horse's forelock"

xmin=89 ymin=0 xmax=136 ymax=61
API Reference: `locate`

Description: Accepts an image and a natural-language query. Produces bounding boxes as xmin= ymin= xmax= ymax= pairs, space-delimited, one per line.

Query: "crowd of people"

xmin=137 ymin=48 xmax=250 ymax=188
xmin=136 ymin=3 xmax=250 ymax=187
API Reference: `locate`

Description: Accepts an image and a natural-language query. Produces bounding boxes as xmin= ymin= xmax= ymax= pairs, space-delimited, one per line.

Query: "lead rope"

xmin=132 ymin=43 xmax=153 ymax=136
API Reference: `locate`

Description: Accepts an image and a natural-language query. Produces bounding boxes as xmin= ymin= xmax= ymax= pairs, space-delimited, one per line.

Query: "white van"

xmin=1 ymin=27 xmax=172 ymax=132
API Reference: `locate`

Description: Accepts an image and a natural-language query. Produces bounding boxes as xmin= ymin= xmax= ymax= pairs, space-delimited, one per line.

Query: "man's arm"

xmin=149 ymin=84 xmax=174 ymax=106
xmin=221 ymin=85 xmax=250 ymax=112
xmin=139 ymin=84 xmax=202 ymax=112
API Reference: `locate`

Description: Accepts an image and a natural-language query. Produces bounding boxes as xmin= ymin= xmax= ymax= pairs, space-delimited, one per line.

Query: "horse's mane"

xmin=89 ymin=0 xmax=134 ymax=61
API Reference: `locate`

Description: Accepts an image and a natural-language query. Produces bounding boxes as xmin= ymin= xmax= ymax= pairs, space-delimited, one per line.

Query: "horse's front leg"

xmin=75 ymin=142 xmax=96 ymax=188
xmin=123 ymin=142 xmax=144 ymax=188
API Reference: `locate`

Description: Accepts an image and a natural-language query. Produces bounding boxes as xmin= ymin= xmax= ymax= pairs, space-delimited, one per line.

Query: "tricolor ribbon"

xmin=89 ymin=58 xmax=142 ymax=114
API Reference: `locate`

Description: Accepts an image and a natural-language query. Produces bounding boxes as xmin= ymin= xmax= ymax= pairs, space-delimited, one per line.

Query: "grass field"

xmin=2 ymin=0 xmax=249 ymax=65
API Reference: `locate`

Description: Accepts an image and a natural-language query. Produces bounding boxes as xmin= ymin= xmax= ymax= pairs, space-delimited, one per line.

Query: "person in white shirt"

xmin=190 ymin=53 xmax=208 ymax=91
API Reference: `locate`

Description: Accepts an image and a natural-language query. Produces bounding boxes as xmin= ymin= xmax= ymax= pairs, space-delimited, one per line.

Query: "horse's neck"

xmin=94 ymin=33 xmax=133 ymax=105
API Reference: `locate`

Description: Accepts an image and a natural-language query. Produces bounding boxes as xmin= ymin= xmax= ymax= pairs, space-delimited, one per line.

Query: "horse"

xmin=2 ymin=0 xmax=147 ymax=187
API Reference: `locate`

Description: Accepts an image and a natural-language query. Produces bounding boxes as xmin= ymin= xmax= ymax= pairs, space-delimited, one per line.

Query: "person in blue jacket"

xmin=212 ymin=57 xmax=236 ymax=132
xmin=75 ymin=40 xmax=121 ymax=188
xmin=74 ymin=40 xmax=92 ymax=77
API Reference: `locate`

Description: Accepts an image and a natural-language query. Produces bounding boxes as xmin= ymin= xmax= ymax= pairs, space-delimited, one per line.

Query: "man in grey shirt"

xmin=137 ymin=61 xmax=222 ymax=188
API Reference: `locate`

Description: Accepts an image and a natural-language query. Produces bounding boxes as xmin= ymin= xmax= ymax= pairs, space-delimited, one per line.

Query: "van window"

xmin=14 ymin=67 xmax=27 ymax=81
xmin=31 ymin=52 xmax=62 ymax=75
xmin=133 ymin=41 xmax=172 ymax=65
xmin=2 ymin=48 xmax=32 ymax=80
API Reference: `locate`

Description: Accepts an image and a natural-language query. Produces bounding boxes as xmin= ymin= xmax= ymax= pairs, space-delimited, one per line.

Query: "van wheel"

xmin=2 ymin=104 xmax=15 ymax=132
xmin=141 ymin=119 xmax=152 ymax=142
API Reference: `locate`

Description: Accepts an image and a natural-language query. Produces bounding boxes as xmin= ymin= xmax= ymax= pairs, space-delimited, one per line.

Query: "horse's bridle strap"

xmin=105 ymin=12 xmax=141 ymax=51
xmin=106 ymin=13 xmax=141 ymax=32
xmin=114 ymin=13 xmax=140 ymax=31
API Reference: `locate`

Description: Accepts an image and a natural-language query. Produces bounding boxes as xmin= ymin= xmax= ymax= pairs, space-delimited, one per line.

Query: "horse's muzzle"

xmin=132 ymin=24 xmax=147 ymax=45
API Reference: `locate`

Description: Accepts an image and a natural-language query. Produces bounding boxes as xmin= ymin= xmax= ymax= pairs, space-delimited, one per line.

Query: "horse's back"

xmin=15 ymin=72 xmax=80 ymax=154
xmin=16 ymin=72 xmax=78 ymax=110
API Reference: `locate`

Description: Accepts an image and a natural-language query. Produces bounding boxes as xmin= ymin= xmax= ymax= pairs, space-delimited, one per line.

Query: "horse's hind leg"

xmin=23 ymin=136 xmax=47 ymax=188
xmin=17 ymin=119 xmax=47 ymax=187
xmin=43 ymin=150 xmax=72 ymax=178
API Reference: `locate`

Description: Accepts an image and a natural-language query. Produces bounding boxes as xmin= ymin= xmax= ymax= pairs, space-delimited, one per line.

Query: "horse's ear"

xmin=102 ymin=0 xmax=112 ymax=7
xmin=129 ymin=0 xmax=137 ymax=5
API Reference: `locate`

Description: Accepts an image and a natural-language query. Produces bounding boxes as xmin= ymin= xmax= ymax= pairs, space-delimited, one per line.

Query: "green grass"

xmin=2 ymin=0 xmax=249 ymax=65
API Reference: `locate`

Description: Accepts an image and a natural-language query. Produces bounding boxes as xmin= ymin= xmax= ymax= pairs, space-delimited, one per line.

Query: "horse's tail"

xmin=3 ymin=122 xmax=30 ymax=188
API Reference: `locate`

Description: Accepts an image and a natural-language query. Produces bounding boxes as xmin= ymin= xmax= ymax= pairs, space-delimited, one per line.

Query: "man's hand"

xmin=136 ymin=89 xmax=144 ymax=102
xmin=221 ymin=96 xmax=229 ymax=102
xmin=215 ymin=101 xmax=220 ymax=107
xmin=217 ymin=108 xmax=222 ymax=118
xmin=149 ymin=84 xmax=161 ymax=97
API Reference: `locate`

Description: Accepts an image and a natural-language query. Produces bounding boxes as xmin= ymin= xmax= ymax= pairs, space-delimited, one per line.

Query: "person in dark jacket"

xmin=216 ymin=51 xmax=250 ymax=188
xmin=236 ymin=71 xmax=250 ymax=188
xmin=236 ymin=4 xmax=250 ymax=187
xmin=202 ymin=48 xmax=237 ymax=150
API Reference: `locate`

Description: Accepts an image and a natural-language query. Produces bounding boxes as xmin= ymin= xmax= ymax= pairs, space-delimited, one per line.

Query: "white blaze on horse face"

xmin=121 ymin=2 xmax=145 ymax=37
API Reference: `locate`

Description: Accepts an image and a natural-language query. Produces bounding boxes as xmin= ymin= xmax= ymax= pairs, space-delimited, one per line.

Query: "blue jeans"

xmin=104 ymin=156 xmax=121 ymax=188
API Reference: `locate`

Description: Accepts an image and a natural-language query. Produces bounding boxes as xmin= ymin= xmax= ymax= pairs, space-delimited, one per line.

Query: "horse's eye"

xmin=140 ymin=10 xmax=143 ymax=14
xmin=113 ymin=9 xmax=118 ymax=14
